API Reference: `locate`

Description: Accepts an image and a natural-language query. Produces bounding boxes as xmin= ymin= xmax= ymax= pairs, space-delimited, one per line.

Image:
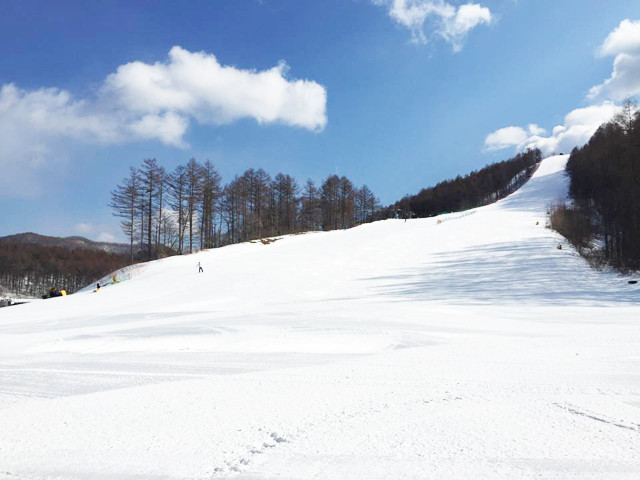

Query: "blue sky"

xmin=1 ymin=0 xmax=639 ymax=242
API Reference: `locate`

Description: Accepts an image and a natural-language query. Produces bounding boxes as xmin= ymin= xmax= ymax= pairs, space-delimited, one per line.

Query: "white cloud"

xmin=102 ymin=47 xmax=327 ymax=131
xmin=484 ymin=126 xmax=528 ymax=151
xmin=440 ymin=4 xmax=492 ymax=52
xmin=485 ymin=20 xmax=640 ymax=157
xmin=589 ymin=19 xmax=640 ymax=100
xmin=374 ymin=0 xmax=492 ymax=51
xmin=96 ymin=232 xmax=117 ymax=243
xmin=527 ymin=124 xmax=546 ymax=136
xmin=0 ymin=84 xmax=122 ymax=197
xmin=588 ymin=52 xmax=640 ymax=101
xmin=0 ymin=85 xmax=83 ymax=197
xmin=0 ymin=84 xmax=121 ymax=143
xmin=74 ymin=223 xmax=118 ymax=243
xmin=0 ymin=47 xmax=327 ymax=198
xmin=484 ymin=103 xmax=620 ymax=155
xmin=129 ymin=112 xmax=189 ymax=148
xmin=598 ymin=19 xmax=640 ymax=57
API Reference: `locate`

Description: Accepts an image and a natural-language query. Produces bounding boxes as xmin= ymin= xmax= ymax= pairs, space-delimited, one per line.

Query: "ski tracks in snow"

xmin=554 ymin=402 xmax=640 ymax=433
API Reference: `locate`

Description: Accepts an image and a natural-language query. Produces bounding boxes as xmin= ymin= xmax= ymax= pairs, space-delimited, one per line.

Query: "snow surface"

xmin=0 ymin=155 xmax=639 ymax=479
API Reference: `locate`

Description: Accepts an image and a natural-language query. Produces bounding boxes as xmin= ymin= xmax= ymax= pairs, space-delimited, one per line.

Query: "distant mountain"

xmin=0 ymin=232 xmax=132 ymax=255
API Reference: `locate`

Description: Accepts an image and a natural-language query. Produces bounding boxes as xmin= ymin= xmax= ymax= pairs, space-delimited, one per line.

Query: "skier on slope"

xmin=197 ymin=262 xmax=203 ymax=273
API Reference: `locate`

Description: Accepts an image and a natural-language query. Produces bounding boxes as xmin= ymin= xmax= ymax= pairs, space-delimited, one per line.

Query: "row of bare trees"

xmin=110 ymin=159 xmax=380 ymax=260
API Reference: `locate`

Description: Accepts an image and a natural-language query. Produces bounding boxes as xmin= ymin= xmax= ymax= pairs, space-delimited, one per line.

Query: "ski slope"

xmin=0 ymin=155 xmax=639 ymax=479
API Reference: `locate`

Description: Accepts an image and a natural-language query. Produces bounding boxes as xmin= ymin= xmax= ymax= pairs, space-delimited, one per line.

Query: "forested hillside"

xmin=0 ymin=237 xmax=131 ymax=298
xmin=554 ymin=100 xmax=640 ymax=270
xmin=392 ymin=149 xmax=542 ymax=217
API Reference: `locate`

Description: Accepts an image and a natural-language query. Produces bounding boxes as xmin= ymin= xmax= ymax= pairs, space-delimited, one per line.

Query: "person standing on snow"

xmin=197 ymin=262 xmax=203 ymax=273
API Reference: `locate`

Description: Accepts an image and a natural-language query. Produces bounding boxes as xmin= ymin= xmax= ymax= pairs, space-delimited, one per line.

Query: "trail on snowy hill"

xmin=0 ymin=155 xmax=639 ymax=480
xmin=363 ymin=155 xmax=634 ymax=305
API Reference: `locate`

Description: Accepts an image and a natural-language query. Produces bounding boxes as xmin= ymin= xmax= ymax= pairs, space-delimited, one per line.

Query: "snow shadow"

xmin=364 ymin=239 xmax=638 ymax=306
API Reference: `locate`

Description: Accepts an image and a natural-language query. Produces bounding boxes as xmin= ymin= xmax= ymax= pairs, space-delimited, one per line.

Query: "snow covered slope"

xmin=0 ymin=155 xmax=639 ymax=479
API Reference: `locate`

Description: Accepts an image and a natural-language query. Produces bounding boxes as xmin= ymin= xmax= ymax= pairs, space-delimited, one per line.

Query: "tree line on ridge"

xmin=392 ymin=149 xmax=542 ymax=217
xmin=110 ymin=159 xmax=381 ymax=261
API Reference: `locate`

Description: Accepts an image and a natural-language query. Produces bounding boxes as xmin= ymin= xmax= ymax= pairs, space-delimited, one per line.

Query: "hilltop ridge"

xmin=0 ymin=232 xmax=131 ymax=255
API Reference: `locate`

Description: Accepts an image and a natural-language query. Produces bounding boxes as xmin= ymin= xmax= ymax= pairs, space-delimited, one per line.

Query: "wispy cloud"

xmin=373 ymin=0 xmax=492 ymax=52
xmin=485 ymin=19 xmax=639 ymax=155
xmin=74 ymin=223 xmax=118 ymax=243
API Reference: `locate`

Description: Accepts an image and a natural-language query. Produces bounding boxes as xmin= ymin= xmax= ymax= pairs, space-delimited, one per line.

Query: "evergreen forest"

xmin=392 ymin=149 xmax=542 ymax=217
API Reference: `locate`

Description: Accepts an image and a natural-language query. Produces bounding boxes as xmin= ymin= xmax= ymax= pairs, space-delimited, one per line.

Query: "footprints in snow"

xmin=251 ymin=431 xmax=287 ymax=454
xmin=423 ymin=394 xmax=463 ymax=405
xmin=212 ymin=431 xmax=288 ymax=476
